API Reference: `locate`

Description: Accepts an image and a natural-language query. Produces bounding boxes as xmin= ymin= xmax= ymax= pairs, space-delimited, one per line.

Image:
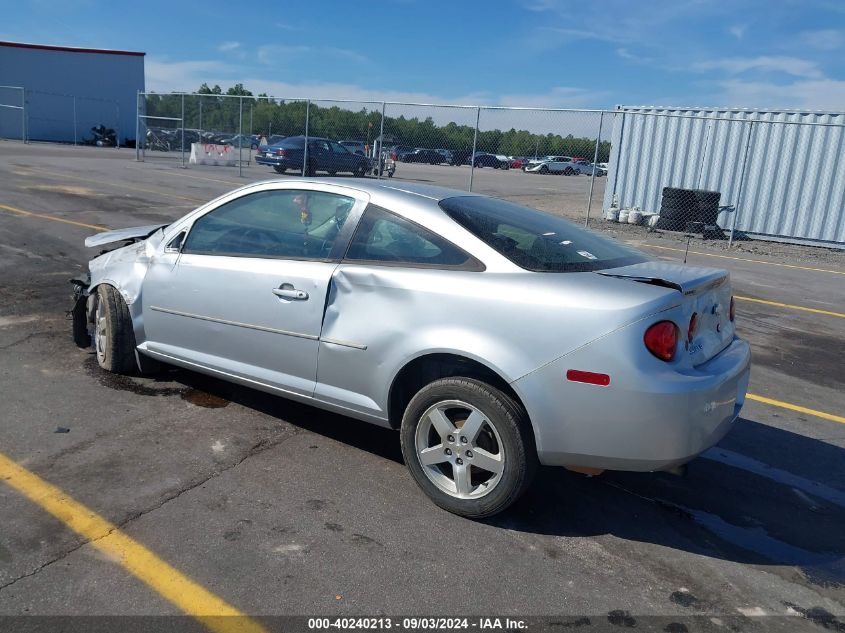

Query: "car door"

xmin=141 ymin=185 xmax=367 ymax=398
xmin=329 ymin=141 xmax=361 ymax=172
xmin=315 ymin=204 xmax=485 ymax=420
xmin=308 ymin=139 xmax=331 ymax=172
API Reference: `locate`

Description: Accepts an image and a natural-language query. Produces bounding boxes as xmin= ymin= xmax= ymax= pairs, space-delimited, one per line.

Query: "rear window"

xmin=439 ymin=196 xmax=648 ymax=272
xmin=280 ymin=137 xmax=305 ymax=148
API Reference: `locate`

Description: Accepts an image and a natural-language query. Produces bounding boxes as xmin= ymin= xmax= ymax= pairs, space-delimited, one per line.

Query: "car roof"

xmin=247 ymin=177 xmax=480 ymax=205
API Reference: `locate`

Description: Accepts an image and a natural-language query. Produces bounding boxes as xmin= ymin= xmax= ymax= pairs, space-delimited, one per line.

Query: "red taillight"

xmin=687 ymin=312 xmax=698 ymax=342
xmin=566 ymin=369 xmax=611 ymax=386
xmin=390 ymin=152 xmax=397 ymax=160
xmin=275 ymin=148 xmax=287 ymax=156
xmin=729 ymin=296 xmax=735 ymax=321
xmin=644 ymin=321 xmax=678 ymax=361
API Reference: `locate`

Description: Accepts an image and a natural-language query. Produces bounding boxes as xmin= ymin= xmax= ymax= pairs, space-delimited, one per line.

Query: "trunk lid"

xmin=597 ymin=261 xmax=735 ymax=366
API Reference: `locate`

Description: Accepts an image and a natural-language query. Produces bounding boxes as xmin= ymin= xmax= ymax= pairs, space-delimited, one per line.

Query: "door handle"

xmin=272 ymin=286 xmax=308 ymax=300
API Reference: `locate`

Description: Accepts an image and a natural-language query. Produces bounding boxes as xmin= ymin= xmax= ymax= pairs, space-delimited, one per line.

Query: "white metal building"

xmin=0 ymin=41 xmax=145 ymax=144
xmin=603 ymin=105 xmax=845 ymax=247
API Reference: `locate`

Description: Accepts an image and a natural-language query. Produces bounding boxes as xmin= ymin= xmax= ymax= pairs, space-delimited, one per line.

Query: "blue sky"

xmin=3 ymin=0 xmax=845 ymax=111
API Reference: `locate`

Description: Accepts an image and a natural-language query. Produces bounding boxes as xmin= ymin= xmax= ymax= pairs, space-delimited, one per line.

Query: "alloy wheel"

xmin=414 ymin=399 xmax=505 ymax=500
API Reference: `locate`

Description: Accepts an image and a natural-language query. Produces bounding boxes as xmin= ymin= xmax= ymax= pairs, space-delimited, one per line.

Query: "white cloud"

xmin=712 ymin=78 xmax=845 ymax=111
xmin=144 ymin=58 xmax=245 ymax=92
xmin=256 ymin=45 xmax=369 ymax=65
xmin=728 ymin=25 xmax=746 ymax=40
xmin=273 ymin=22 xmax=301 ymax=31
xmin=217 ymin=41 xmax=240 ymax=52
xmin=798 ymin=29 xmax=844 ymax=50
xmin=616 ymin=47 xmax=635 ymax=60
xmin=144 ymin=57 xmax=607 ymax=112
xmin=693 ymin=56 xmax=824 ymax=79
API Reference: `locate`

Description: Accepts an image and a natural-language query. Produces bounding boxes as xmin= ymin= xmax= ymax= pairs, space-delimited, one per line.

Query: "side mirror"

xmin=164 ymin=231 xmax=186 ymax=254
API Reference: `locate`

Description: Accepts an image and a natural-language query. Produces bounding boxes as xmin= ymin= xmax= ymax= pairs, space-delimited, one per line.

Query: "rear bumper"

xmin=255 ymin=155 xmax=298 ymax=168
xmin=514 ymin=336 xmax=751 ymax=471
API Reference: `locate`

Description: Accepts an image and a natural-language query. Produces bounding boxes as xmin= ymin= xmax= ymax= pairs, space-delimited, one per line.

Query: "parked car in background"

xmin=255 ymin=135 xmax=371 ymax=176
xmin=222 ymin=134 xmax=260 ymax=150
xmin=257 ymin=135 xmax=287 ymax=153
xmin=340 ymin=140 xmax=367 ymax=156
xmin=75 ymin=179 xmax=749 ymax=519
xmin=509 ymin=158 xmax=526 ymax=169
xmin=524 ymin=156 xmax=578 ymax=175
xmin=473 ymin=153 xmax=509 ymax=169
xmin=401 ymin=149 xmax=448 ymax=164
xmin=392 ymin=146 xmax=417 ymax=161
xmin=436 ymin=149 xmax=454 ymax=164
xmin=449 ymin=149 xmax=474 ymax=166
xmin=573 ymin=160 xmax=606 ymax=176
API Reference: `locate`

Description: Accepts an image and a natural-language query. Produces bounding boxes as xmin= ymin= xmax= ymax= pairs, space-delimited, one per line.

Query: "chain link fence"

xmin=131 ymin=93 xmax=845 ymax=248
xmin=0 ymin=85 xmax=25 ymax=142
xmin=7 ymin=86 xmax=841 ymax=248
xmin=1 ymin=88 xmax=120 ymax=145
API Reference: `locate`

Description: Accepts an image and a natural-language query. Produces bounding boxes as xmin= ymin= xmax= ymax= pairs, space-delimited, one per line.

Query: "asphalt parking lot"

xmin=0 ymin=142 xmax=843 ymax=631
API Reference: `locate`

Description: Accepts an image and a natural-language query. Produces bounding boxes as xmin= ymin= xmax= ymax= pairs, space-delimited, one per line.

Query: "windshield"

xmin=440 ymin=196 xmax=648 ymax=272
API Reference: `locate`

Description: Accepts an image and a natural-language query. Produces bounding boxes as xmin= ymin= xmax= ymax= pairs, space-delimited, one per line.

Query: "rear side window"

xmin=344 ymin=205 xmax=482 ymax=270
xmin=440 ymin=196 xmax=647 ymax=272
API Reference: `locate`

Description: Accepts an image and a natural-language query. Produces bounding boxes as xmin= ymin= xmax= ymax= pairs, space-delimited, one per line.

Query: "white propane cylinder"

xmin=604 ymin=207 xmax=619 ymax=222
xmin=618 ymin=209 xmax=630 ymax=224
xmin=628 ymin=208 xmax=643 ymax=225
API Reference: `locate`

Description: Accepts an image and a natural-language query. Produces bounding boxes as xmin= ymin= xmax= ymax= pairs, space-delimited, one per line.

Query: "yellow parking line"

xmin=14 ymin=166 xmax=205 ymax=204
xmin=639 ymin=243 xmax=845 ymax=276
xmin=735 ymin=295 xmax=845 ymax=319
xmin=0 ymin=452 xmax=267 ymax=633
xmin=747 ymin=394 xmax=845 ymax=425
xmin=0 ymin=203 xmax=108 ymax=232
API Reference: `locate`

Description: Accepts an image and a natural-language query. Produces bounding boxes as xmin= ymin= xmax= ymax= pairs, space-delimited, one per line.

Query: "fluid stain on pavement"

xmin=181 ymin=389 xmax=229 ymax=408
xmin=84 ymin=357 xmax=230 ymax=407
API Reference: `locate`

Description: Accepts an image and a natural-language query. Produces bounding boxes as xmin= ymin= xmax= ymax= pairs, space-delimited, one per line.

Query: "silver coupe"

xmin=71 ymin=179 xmax=751 ymax=518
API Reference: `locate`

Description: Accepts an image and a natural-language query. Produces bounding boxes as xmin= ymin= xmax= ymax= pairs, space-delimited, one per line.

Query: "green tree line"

xmin=144 ymin=84 xmax=610 ymax=160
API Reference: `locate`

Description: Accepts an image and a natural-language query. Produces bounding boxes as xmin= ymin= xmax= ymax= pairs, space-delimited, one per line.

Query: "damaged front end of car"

xmin=68 ymin=223 xmax=169 ymax=352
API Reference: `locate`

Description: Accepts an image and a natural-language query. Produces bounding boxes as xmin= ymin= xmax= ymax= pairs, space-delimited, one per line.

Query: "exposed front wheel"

xmin=93 ymin=285 xmax=139 ymax=374
xmin=400 ymin=378 xmax=537 ymax=518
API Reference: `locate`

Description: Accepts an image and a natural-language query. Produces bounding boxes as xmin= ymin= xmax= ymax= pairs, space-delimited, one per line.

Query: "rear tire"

xmin=400 ymin=377 xmax=537 ymax=519
xmin=93 ymin=285 xmax=138 ymax=374
xmin=273 ymin=165 xmax=286 ymax=174
xmin=539 ymin=165 xmax=549 ymax=174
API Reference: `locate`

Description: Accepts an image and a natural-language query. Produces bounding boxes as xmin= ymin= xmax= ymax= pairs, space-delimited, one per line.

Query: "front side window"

xmin=440 ymin=196 xmax=647 ymax=272
xmin=330 ymin=141 xmax=350 ymax=154
xmin=183 ymin=189 xmax=356 ymax=260
xmin=344 ymin=205 xmax=481 ymax=270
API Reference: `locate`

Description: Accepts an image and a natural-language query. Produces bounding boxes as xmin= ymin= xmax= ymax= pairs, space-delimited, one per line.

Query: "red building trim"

xmin=0 ymin=41 xmax=145 ymax=57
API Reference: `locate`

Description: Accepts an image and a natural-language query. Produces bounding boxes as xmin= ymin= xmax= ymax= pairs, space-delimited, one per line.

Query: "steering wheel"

xmin=301 ymin=234 xmax=332 ymax=258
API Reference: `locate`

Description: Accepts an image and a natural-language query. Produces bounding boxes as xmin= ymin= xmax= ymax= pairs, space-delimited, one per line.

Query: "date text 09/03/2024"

xmin=307 ymin=617 xmax=528 ymax=630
